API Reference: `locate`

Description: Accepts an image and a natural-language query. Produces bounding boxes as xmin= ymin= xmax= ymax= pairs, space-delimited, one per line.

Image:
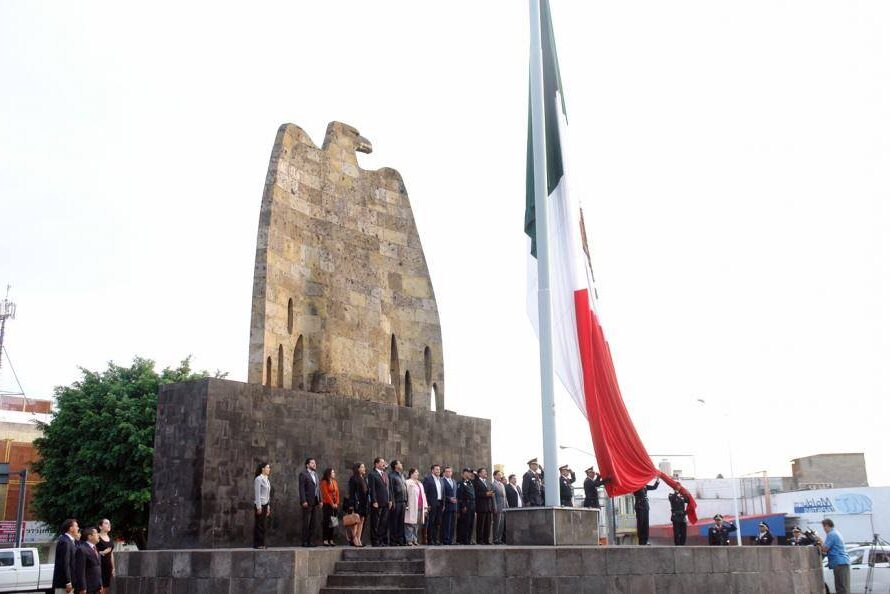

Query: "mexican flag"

xmin=525 ymin=0 xmax=696 ymax=522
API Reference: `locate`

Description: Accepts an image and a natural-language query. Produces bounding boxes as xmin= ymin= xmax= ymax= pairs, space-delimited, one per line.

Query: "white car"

xmin=823 ymin=545 xmax=890 ymax=594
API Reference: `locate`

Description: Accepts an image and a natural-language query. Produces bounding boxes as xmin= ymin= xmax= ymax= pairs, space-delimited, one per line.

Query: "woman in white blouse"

xmin=254 ymin=462 xmax=272 ymax=549
xmin=404 ymin=468 xmax=428 ymax=546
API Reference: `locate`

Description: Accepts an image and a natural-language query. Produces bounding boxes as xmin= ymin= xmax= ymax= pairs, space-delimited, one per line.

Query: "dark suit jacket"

xmin=388 ymin=471 xmax=407 ymax=503
xmin=74 ymin=542 xmax=103 ymax=593
xmin=441 ymin=476 xmax=459 ymax=512
xmin=505 ymin=483 xmax=521 ymax=508
xmin=368 ymin=468 xmax=390 ymax=507
xmin=473 ymin=477 xmax=494 ymax=513
xmin=299 ymin=469 xmax=320 ymax=506
xmin=52 ymin=534 xmax=77 ymax=587
xmin=422 ymin=475 xmax=442 ymax=506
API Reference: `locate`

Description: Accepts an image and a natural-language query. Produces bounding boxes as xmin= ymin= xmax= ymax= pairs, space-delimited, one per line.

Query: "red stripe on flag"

xmin=573 ymin=289 xmax=697 ymax=522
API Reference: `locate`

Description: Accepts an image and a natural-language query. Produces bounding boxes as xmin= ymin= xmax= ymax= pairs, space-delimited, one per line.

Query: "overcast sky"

xmin=2 ymin=1 xmax=888 ymax=487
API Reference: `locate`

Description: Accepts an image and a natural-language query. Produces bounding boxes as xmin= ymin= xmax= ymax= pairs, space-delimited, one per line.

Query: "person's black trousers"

xmin=426 ymin=502 xmax=443 ymax=544
xmin=302 ymin=504 xmax=318 ymax=545
xmin=370 ymin=505 xmax=389 ymax=546
xmin=389 ymin=501 xmax=407 ymax=545
xmin=322 ymin=504 xmax=337 ymax=543
xmin=672 ymin=519 xmax=687 ymax=545
xmin=636 ymin=507 xmax=650 ymax=545
xmin=253 ymin=504 xmax=269 ymax=548
xmin=441 ymin=508 xmax=456 ymax=545
xmin=475 ymin=511 xmax=492 ymax=545
xmin=457 ymin=508 xmax=474 ymax=544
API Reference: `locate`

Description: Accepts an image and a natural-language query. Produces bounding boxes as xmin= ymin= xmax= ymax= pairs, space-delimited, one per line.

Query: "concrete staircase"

xmin=320 ymin=546 xmax=426 ymax=593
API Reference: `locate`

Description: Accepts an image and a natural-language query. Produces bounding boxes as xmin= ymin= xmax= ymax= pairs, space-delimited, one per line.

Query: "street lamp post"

xmin=695 ymin=398 xmax=743 ymax=546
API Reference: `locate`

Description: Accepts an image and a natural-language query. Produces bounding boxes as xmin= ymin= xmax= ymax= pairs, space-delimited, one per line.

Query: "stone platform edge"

xmin=113 ymin=545 xmax=825 ymax=594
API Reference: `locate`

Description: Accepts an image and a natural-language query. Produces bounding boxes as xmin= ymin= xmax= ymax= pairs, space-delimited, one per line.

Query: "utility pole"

xmin=0 ymin=285 xmax=15 ymax=374
xmin=13 ymin=469 xmax=27 ymax=548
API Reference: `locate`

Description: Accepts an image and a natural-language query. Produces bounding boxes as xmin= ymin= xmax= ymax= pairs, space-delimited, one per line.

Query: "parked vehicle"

xmin=0 ymin=547 xmax=54 ymax=594
xmin=823 ymin=545 xmax=890 ymax=593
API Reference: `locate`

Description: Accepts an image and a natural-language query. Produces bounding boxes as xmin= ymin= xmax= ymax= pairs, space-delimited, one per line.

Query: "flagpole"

xmin=529 ymin=0 xmax=560 ymax=509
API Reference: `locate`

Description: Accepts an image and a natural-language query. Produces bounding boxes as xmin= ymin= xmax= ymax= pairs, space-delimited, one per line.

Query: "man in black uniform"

xmin=633 ymin=477 xmax=660 ymax=545
xmin=787 ymin=526 xmax=817 ymax=546
xmin=456 ymin=468 xmax=476 ymax=544
xmin=558 ymin=465 xmax=576 ymax=507
xmin=521 ymin=458 xmax=544 ymax=507
xmin=754 ymin=521 xmax=774 ymax=545
xmin=582 ymin=468 xmax=608 ymax=508
xmin=668 ymin=485 xmax=688 ymax=545
xmin=707 ymin=514 xmax=737 ymax=545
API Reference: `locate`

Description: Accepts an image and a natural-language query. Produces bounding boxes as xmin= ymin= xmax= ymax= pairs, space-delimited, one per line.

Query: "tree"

xmin=32 ymin=356 xmax=222 ymax=548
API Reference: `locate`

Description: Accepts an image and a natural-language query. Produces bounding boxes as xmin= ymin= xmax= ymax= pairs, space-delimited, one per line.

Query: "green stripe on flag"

xmin=525 ymin=0 xmax=568 ymax=258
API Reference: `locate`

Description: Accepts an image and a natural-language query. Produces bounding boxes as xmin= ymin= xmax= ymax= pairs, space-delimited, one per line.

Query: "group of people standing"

xmin=252 ymin=455 xmax=611 ymax=548
xmin=52 ymin=518 xmax=115 ymax=594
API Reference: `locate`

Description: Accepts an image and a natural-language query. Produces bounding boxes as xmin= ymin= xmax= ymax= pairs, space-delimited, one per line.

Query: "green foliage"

xmin=32 ymin=356 xmax=223 ymax=548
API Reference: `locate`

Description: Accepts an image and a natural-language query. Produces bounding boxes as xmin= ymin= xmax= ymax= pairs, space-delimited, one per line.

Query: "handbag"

xmin=342 ymin=513 xmax=360 ymax=527
xmin=329 ymin=515 xmax=340 ymax=528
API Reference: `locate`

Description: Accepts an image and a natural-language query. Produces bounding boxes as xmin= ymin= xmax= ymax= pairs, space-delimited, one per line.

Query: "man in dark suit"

xmin=367 ymin=456 xmax=391 ymax=546
xmin=473 ymin=467 xmax=494 ymax=545
xmin=52 ymin=518 xmax=79 ymax=594
xmin=440 ymin=466 xmax=459 ymax=545
xmin=74 ymin=527 xmax=103 ymax=594
xmin=456 ymin=468 xmax=476 ymax=545
xmin=583 ymin=467 xmax=609 ymax=508
xmin=299 ymin=457 xmax=321 ymax=547
xmin=505 ymin=474 xmax=522 ymax=508
xmin=521 ymin=458 xmax=544 ymax=507
xmin=388 ymin=460 xmax=407 ymax=546
xmin=422 ymin=464 xmax=444 ymax=545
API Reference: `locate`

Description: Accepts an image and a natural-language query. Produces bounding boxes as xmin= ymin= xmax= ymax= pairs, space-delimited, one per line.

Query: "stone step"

xmin=334 ymin=560 xmax=425 ymax=574
xmin=341 ymin=547 xmax=425 ymax=561
xmin=327 ymin=573 xmax=426 ymax=588
xmin=320 ymin=588 xmax=424 ymax=594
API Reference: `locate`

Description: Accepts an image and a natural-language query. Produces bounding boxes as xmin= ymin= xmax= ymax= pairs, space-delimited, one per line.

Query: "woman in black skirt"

xmin=346 ymin=462 xmax=369 ymax=547
xmin=96 ymin=518 xmax=114 ymax=589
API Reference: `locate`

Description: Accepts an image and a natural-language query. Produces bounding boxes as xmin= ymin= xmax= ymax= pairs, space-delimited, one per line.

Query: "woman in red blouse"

xmin=320 ymin=468 xmax=340 ymax=546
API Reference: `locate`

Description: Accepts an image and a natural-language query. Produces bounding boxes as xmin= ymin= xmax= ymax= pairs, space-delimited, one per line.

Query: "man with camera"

xmin=819 ymin=518 xmax=850 ymax=594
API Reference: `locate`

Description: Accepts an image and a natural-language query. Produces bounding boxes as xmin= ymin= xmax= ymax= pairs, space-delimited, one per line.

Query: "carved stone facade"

xmin=248 ymin=122 xmax=444 ymax=410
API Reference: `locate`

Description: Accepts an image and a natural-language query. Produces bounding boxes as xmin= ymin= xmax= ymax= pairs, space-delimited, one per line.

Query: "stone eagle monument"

xmin=248 ymin=121 xmax=444 ymax=410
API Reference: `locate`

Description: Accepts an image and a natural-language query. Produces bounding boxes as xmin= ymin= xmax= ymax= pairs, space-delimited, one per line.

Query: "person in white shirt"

xmin=253 ymin=462 xmax=272 ymax=549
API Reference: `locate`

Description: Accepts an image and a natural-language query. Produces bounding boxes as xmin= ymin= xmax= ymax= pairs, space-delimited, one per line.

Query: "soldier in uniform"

xmin=754 ymin=521 xmax=774 ymax=545
xmin=582 ymin=468 xmax=608 ymax=508
xmin=456 ymin=468 xmax=476 ymax=545
xmin=787 ymin=526 xmax=817 ymax=546
xmin=633 ymin=477 xmax=660 ymax=545
xmin=558 ymin=465 xmax=575 ymax=507
xmin=521 ymin=458 xmax=545 ymax=507
xmin=668 ymin=485 xmax=688 ymax=545
xmin=707 ymin=514 xmax=737 ymax=546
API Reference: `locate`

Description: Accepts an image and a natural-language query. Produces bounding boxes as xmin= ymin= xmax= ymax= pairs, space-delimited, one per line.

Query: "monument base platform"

xmin=114 ymin=544 xmax=824 ymax=594
xmin=504 ymin=506 xmax=599 ymax=545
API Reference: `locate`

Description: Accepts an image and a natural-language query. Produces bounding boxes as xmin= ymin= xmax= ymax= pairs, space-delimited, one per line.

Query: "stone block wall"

xmin=112 ymin=547 xmax=340 ymax=594
xmin=148 ymin=378 xmax=491 ymax=549
xmin=423 ymin=546 xmax=825 ymax=593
